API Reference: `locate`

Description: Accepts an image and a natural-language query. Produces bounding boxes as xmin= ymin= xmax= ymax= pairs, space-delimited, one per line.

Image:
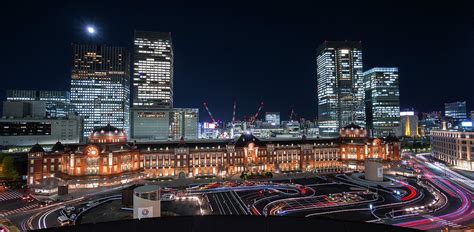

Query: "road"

xmin=207 ymin=191 xmax=249 ymax=215
xmin=390 ymin=154 xmax=474 ymax=230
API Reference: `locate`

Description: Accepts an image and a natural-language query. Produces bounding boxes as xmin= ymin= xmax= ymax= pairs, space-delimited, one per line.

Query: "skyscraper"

xmin=317 ymin=41 xmax=364 ymax=136
xmin=70 ymin=44 xmax=130 ymax=137
xmin=444 ymin=101 xmax=467 ymax=122
xmin=363 ymin=68 xmax=400 ymax=137
xmin=6 ymin=90 xmax=71 ymax=118
xmin=130 ymin=31 xmax=199 ymax=141
xmin=133 ymin=31 xmax=173 ymax=108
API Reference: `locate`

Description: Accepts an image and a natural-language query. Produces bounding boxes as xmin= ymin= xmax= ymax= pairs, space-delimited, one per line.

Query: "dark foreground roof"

xmin=39 ymin=215 xmax=420 ymax=232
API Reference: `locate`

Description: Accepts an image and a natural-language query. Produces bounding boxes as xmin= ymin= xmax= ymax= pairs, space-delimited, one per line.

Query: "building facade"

xmin=133 ymin=31 xmax=173 ymax=108
xmin=420 ymin=111 xmax=442 ymax=135
xmin=6 ymin=90 xmax=71 ymax=118
xmin=431 ymin=130 xmax=474 ymax=171
xmin=445 ymin=101 xmax=467 ymax=122
xmin=265 ymin=112 xmax=281 ymax=126
xmin=27 ymin=123 xmax=400 ymax=190
xmin=70 ymin=44 xmax=130 ymax=137
xmin=131 ymin=108 xmax=199 ymax=141
xmin=363 ymin=68 xmax=400 ymax=137
xmin=0 ymin=115 xmax=83 ymax=146
xmin=317 ymin=41 xmax=365 ymax=136
xmin=400 ymin=111 xmax=419 ymax=137
xmin=2 ymin=101 xmax=46 ymax=118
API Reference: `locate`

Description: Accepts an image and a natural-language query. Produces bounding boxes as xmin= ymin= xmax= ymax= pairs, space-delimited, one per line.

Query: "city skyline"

xmin=1 ymin=1 xmax=473 ymax=122
xmin=2 ymin=2 xmax=474 ymax=232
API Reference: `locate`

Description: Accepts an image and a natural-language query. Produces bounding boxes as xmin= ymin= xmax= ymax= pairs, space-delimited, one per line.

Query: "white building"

xmin=431 ymin=130 xmax=474 ymax=171
xmin=265 ymin=112 xmax=280 ymax=126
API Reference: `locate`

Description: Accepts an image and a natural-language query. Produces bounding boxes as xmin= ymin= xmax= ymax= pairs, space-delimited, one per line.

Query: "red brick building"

xmin=28 ymin=124 xmax=400 ymax=190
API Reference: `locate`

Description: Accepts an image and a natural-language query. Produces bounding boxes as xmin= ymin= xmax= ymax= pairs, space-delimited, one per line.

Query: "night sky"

xmin=1 ymin=1 xmax=473 ymax=122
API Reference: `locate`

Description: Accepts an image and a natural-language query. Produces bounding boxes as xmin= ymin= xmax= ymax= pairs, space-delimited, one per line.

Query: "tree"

xmin=0 ymin=156 xmax=19 ymax=180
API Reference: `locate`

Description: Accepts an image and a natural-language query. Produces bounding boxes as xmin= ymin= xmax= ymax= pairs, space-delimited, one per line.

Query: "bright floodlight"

xmin=87 ymin=26 xmax=95 ymax=34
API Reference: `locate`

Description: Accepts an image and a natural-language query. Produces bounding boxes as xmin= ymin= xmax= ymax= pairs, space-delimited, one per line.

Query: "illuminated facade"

xmin=130 ymin=108 xmax=199 ymax=141
xmin=70 ymin=44 xmax=130 ymax=137
xmin=0 ymin=115 xmax=83 ymax=146
xmin=27 ymin=124 xmax=400 ymax=190
xmin=431 ymin=130 xmax=474 ymax=171
xmin=400 ymin=111 xmax=419 ymax=137
xmin=6 ymin=90 xmax=72 ymax=118
xmin=265 ymin=112 xmax=281 ymax=126
xmin=444 ymin=101 xmax=467 ymax=122
xmin=317 ymin=41 xmax=365 ymax=136
xmin=133 ymin=31 xmax=173 ymax=108
xmin=363 ymin=68 xmax=400 ymax=137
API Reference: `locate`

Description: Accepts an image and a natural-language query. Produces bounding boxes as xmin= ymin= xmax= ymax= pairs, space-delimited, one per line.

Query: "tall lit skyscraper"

xmin=70 ymin=44 xmax=130 ymax=137
xmin=363 ymin=68 xmax=400 ymax=137
xmin=444 ymin=101 xmax=467 ymax=122
xmin=133 ymin=31 xmax=173 ymax=108
xmin=317 ymin=41 xmax=364 ymax=136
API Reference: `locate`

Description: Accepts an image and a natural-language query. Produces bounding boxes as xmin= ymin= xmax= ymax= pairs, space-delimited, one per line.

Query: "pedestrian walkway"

xmin=0 ymin=191 xmax=22 ymax=202
xmin=0 ymin=203 xmax=38 ymax=217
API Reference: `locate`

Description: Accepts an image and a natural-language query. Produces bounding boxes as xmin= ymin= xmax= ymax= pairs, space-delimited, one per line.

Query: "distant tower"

xmin=405 ymin=115 xmax=411 ymax=137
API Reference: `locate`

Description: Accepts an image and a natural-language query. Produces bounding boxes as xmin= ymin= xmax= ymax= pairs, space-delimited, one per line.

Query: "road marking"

xmin=0 ymin=191 xmax=23 ymax=202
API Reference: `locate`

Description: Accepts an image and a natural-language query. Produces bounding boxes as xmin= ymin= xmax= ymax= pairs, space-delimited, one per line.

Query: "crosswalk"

xmin=0 ymin=203 xmax=38 ymax=217
xmin=0 ymin=191 xmax=23 ymax=202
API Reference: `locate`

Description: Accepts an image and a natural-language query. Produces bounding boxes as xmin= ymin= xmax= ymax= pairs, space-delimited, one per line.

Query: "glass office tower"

xmin=70 ymin=44 xmax=130 ymax=137
xmin=133 ymin=31 xmax=173 ymax=108
xmin=317 ymin=41 xmax=364 ymax=136
xmin=444 ymin=101 xmax=467 ymax=122
xmin=364 ymin=68 xmax=400 ymax=137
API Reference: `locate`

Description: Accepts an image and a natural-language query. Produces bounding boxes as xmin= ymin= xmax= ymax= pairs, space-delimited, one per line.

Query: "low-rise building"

xmin=431 ymin=130 xmax=474 ymax=171
xmin=27 ymin=123 xmax=400 ymax=190
xmin=0 ymin=115 xmax=84 ymax=146
xmin=131 ymin=108 xmax=199 ymax=141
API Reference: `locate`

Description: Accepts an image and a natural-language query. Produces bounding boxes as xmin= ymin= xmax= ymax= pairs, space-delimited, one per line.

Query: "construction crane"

xmin=203 ymin=102 xmax=217 ymax=125
xmin=250 ymin=102 xmax=264 ymax=124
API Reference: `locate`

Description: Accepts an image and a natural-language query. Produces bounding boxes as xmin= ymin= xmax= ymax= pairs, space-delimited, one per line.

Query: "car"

xmin=86 ymin=201 xmax=94 ymax=207
xmin=161 ymin=193 xmax=175 ymax=201
xmin=57 ymin=216 xmax=70 ymax=226
xmin=39 ymin=201 xmax=49 ymax=207
xmin=64 ymin=206 xmax=75 ymax=215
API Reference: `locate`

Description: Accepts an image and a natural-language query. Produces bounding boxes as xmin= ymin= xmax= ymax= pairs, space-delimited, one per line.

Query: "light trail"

xmin=395 ymin=157 xmax=472 ymax=230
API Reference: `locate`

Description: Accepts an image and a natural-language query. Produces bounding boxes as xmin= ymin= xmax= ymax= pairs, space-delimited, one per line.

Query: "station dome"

xmin=339 ymin=123 xmax=367 ymax=138
xmin=89 ymin=124 xmax=127 ymax=144
xmin=29 ymin=143 xmax=45 ymax=153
